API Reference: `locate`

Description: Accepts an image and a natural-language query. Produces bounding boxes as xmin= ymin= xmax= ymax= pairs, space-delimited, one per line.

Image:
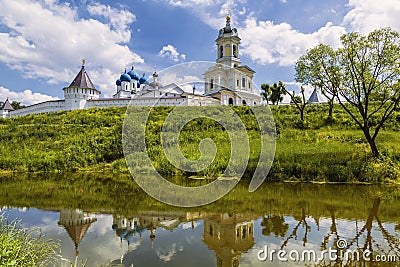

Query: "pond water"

xmin=1 ymin=177 xmax=400 ymax=266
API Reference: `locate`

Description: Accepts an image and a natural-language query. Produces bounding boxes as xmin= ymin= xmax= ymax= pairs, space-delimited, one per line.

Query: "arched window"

xmin=228 ymin=98 xmax=234 ymax=105
xmin=210 ymin=79 xmax=214 ymax=89
xmin=242 ymin=100 xmax=247 ymax=106
xmin=219 ymin=45 xmax=223 ymax=58
xmin=242 ymin=78 xmax=246 ymax=88
xmin=233 ymin=45 xmax=237 ymax=57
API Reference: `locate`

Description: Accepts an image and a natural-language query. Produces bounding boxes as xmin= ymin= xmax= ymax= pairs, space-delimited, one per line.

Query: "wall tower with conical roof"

xmin=63 ymin=60 xmax=101 ymax=110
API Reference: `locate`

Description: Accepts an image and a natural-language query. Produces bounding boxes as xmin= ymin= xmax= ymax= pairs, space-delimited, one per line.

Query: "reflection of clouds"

xmin=88 ymin=214 xmax=112 ymax=236
xmin=3 ymin=206 xmax=398 ymax=267
xmin=73 ymin=215 xmax=134 ymax=266
xmin=157 ymin=243 xmax=177 ymax=262
xmin=181 ymin=221 xmax=200 ymax=230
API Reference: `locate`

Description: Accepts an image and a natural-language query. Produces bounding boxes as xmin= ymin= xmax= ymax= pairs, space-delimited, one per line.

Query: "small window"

xmin=249 ymin=82 xmax=251 ymax=88
xmin=237 ymin=80 xmax=239 ymax=87
xmin=210 ymin=79 xmax=214 ymax=89
xmin=219 ymin=46 xmax=223 ymax=58
xmin=242 ymin=78 xmax=246 ymax=88
xmin=233 ymin=45 xmax=237 ymax=57
xmin=228 ymin=98 xmax=234 ymax=105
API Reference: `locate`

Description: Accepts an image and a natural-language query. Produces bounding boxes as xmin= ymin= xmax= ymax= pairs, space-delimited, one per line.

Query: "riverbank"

xmin=0 ymin=105 xmax=399 ymax=183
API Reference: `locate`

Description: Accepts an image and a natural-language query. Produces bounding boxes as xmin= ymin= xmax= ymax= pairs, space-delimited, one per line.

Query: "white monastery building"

xmin=1 ymin=15 xmax=263 ymax=118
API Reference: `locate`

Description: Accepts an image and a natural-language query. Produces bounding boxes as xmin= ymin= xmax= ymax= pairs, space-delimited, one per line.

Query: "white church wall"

xmin=8 ymin=100 xmax=65 ymax=117
xmin=1 ymin=110 xmax=8 ymax=118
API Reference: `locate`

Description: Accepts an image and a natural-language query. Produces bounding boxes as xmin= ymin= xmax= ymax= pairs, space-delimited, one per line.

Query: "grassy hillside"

xmin=0 ymin=104 xmax=399 ymax=182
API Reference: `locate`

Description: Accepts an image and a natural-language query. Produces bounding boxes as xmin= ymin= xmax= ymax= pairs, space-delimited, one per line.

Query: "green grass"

xmin=0 ymin=215 xmax=59 ymax=266
xmin=0 ymin=104 xmax=399 ymax=182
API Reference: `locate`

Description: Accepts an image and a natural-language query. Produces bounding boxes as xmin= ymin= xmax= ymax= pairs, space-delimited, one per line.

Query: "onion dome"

xmin=116 ymin=79 xmax=121 ymax=86
xmin=218 ymin=13 xmax=239 ymax=38
xmin=120 ymin=71 xmax=131 ymax=82
xmin=139 ymin=73 xmax=149 ymax=84
xmin=128 ymin=66 xmax=140 ymax=80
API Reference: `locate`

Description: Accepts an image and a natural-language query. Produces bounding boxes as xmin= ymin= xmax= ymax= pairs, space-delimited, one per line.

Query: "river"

xmin=1 ymin=175 xmax=400 ymax=266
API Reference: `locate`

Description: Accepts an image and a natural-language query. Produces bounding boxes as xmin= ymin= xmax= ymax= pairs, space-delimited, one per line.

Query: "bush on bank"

xmin=0 ymin=104 xmax=399 ymax=182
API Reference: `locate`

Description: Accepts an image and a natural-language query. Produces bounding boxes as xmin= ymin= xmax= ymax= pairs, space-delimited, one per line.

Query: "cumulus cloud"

xmin=159 ymin=45 xmax=186 ymax=62
xmin=0 ymin=0 xmax=143 ymax=97
xmin=343 ymin=0 xmax=400 ymax=33
xmin=87 ymin=2 xmax=136 ymax=38
xmin=0 ymin=86 xmax=59 ymax=106
xmin=239 ymin=19 xmax=346 ymax=66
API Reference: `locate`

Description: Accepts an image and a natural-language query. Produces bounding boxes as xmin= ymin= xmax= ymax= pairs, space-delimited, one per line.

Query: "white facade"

xmin=204 ymin=15 xmax=262 ymax=106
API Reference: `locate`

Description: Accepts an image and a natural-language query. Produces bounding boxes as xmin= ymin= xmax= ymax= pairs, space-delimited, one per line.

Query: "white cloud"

xmin=87 ymin=2 xmax=136 ymax=39
xmin=239 ymin=18 xmax=346 ymax=66
xmin=157 ymin=243 xmax=177 ymax=262
xmin=343 ymin=0 xmax=400 ymax=33
xmin=167 ymin=0 xmax=221 ymax=8
xmin=0 ymin=86 xmax=59 ymax=106
xmin=159 ymin=45 xmax=186 ymax=62
xmin=0 ymin=0 xmax=143 ymax=97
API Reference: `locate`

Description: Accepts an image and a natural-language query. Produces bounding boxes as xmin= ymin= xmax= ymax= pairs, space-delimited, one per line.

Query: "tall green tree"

xmin=261 ymin=81 xmax=287 ymax=105
xmin=295 ymin=28 xmax=400 ymax=157
xmin=261 ymin=83 xmax=272 ymax=103
xmin=295 ymin=44 xmax=339 ymax=120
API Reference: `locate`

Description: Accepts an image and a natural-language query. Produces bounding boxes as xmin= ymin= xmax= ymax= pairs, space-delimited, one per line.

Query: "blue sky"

xmin=0 ymin=0 xmax=399 ymax=104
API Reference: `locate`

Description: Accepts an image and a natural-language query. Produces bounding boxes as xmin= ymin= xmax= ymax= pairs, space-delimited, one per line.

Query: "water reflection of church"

xmin=110 ymin=212 xmax=257 ymax=266
xmin=57 ymin=209 xmax=257 ymax=266
xmin=57 ymin=209 xmax=97 ymax=257
xmin=203 ymin=214 xmax=256 ymax=267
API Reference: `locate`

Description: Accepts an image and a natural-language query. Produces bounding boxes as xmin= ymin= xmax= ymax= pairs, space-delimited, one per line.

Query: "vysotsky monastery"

xmin=1 ymin=15 xmax=264 ymax=118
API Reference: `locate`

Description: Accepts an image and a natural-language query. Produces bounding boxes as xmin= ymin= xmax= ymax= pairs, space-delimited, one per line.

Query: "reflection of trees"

xmin=347 ymin=198 xmax=400 ymax=257
xmin=261 ymin=215 xmax=288 ymax=238
xmin=316 ymin=198 xmax=400 ymax=266
xmin=321 ymin=205 xmax=342 ymax=252
xmin=281 ymin=208 xmax=311 ymax=249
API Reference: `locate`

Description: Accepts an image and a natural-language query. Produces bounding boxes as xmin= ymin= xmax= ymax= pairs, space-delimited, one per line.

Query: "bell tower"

xmin=216 ymin=14 xmax=241 ymax=68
